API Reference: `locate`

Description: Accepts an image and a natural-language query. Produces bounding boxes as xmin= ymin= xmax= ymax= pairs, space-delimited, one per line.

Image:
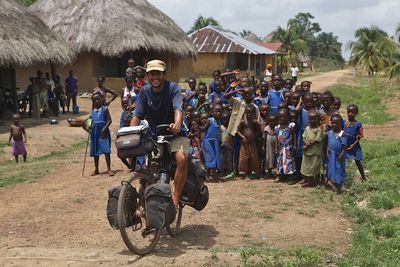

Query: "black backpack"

xmin=107 ymin=184 xmax=139 ymax=229
xmin=144 ymin=183 xmax=176 ymax=229
xmin=180 ymin=158 xmax=209 ymax=211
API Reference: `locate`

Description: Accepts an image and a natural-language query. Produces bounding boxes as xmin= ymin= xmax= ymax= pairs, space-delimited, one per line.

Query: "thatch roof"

xmin=30 ymin=0 xmax=197 ymax=58
xmin=0 ymin=0 xmax=75 ymax=67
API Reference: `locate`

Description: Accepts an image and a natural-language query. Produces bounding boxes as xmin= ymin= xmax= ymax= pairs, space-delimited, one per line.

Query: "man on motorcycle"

xmin=130 ymin=60 xmax=188 ymax=209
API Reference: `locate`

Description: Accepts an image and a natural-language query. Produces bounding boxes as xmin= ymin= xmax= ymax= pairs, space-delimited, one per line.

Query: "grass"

xmin=0 ymin=140 xmax=86 ymax=187
xmin=240 ymin=246 xmax=327 ymax=267
xmin=0 ymin=140 xmax=8 ymax=153
xmin=337 ymin=139 xmax=400 ymax=266
xmin=255 ymin=212 xmax=274 ymax=221
xmin=210 ymin=245 xmax=331 ymax=266
xmin=326 ymin=77 xmax=399 ymax=125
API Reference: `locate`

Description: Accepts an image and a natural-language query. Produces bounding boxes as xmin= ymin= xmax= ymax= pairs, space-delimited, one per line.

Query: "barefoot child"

xmin=327 ymin=114 xmax=347 ymax=192
xmin=275 ymin=109 xmax=296 ymax=182
xmin=220 ymin=111 xmax=234 ymax=179
xmin=264 ymin=113 xmax=278 ymax=178
xmin=201 ymin=105 xmax=222 ymax=180
xmin=344 ymin=104 xmax=366 ymax=181
xmin=8 ymin=113 xmax=27 ymax=163
xmin=319 ymin=91 xmax=337 ymax=134
xmin=237 ymin=104 xmax=262 ymax=179
xmin=301 ymin=110 xmax=323 ymax=186
xmin=90 ymin=93 xmax=114 ymax=176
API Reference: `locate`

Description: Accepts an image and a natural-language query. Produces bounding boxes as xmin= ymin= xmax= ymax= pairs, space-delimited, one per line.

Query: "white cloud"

xmin=149 ymin=0 xmax=400 ymax=58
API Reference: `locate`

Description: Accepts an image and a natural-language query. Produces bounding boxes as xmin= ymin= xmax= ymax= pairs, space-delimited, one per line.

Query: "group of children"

xmin=183 ymin=70 xmax=366 ymax=192
xmin=8 ymin=66 xmax=366 ymax=193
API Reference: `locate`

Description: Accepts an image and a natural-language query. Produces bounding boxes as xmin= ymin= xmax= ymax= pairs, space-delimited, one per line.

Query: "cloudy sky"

xmin=148 ymin=0 xmax=400 ymax=58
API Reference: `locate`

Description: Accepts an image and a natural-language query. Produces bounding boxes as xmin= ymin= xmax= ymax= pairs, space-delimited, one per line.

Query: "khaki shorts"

xmin=170 ymin=136 xmax=189 ymax=154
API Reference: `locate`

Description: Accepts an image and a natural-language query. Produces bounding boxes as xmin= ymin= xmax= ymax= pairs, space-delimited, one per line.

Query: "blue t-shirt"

xmin=208 ymin=91 xmax=226 ymax=103
xmin=134 ymin=81 xmax=185 ymax=134
xmin=65 ymin=76 xmax=78 ymax=95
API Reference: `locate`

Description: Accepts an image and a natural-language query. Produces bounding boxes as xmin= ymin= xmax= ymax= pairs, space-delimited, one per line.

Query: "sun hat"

xmin=146 ymin=60 xmax=166 ymax=72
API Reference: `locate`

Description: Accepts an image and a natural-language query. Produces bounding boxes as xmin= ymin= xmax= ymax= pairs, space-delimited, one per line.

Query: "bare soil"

xmin=1 ymin=69 xmax=394 ymax=266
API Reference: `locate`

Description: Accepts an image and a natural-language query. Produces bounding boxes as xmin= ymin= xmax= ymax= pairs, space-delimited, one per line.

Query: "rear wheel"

xmin=117 ymin=178 xmax=161 ymax=256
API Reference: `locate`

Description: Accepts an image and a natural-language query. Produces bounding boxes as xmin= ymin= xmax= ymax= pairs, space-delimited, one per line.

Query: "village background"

xmin=1 ymin=0 xmax=400 ymax=266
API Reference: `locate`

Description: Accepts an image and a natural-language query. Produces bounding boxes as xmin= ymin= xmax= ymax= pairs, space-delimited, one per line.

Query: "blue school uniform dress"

xmin=296 ymin=108 xmax=310 ymax=158
xmin=267 ymin=89 xmax=284 ymax=113
xmin=90 ymin=106 xmax=111 ymax=157
xmin=344 ymin=120 xmax=363 ymax=161
xmin=254 ymin=96 xmax=268 ymax=107
xmin=209 ymin=81 xmax=216 ymax=93
xmin=326 ymin=130 xmax=347 ymax=185
xmin=201 ymin=117 xmax=221 ymax=170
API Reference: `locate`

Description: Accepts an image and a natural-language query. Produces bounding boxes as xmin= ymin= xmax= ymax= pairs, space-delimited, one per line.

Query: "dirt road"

xmin=301 ymin=69 xmax=354 ymax=92
xmin=0 ymin=69 xmax=372 ymax=266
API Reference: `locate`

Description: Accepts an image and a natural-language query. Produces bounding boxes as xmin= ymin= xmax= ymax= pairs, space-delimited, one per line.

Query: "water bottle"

xmin=159 ymin=173 xmax=170 ymax=184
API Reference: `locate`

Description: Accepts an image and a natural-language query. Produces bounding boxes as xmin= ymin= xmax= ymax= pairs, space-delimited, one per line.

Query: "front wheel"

xmin=117 ymin=179 xmax=161 ymax=256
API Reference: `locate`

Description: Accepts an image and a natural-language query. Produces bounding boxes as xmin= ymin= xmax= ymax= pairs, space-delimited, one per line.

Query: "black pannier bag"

xmin=144 ymin=183 xmax=176 ymax=229
xmin=107 ymin=184 xmax=139 ymax=229
xmin=115 ymin=123 xmax=154 ymax=159
xmin=180 ymin=158 xmax=209 ymax=211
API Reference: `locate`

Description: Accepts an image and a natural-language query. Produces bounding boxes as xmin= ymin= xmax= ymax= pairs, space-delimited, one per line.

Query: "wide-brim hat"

xmin=146 ymin=60 xmax=166 ymax=72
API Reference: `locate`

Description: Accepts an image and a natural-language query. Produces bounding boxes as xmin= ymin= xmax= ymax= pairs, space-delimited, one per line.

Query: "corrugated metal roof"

xmin=258 ymin=42 xmax=283 ymax=52
xmin=188 ymin=26 xmax=276 ymax=55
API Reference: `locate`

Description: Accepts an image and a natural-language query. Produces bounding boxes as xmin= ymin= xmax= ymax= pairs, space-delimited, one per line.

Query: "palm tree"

xmin=387 ymin=24 xmax=400 ymax=78
xmin=239 ymin=30 xmax=261 ymax=42
xmin=316 ymin=32 xmax=344 ymax=63
xmin=19 ymin=0 xmax=36 ymax=6
xmin=395 ymin=23 xmax=400 ymax=42
xmin=188 ymin=16 xmax=220 ymax=34
xmin=270 ymin=23 xmax=307 ymax=68
xmin=348 ymin=27 xmax=391 ymax=75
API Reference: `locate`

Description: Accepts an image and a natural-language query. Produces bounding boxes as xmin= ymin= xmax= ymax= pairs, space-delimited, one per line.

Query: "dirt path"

xmin=0 ymin=156 xmax=350 ymax=266
xmin=0 ymin=69 xmax=375 ymax=266
xmin=300 ymin=69 xmax=354 ymax=92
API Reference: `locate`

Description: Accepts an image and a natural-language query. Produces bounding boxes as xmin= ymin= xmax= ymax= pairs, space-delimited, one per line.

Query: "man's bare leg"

xmin=173 ymin=151 xmax=188 ymax=208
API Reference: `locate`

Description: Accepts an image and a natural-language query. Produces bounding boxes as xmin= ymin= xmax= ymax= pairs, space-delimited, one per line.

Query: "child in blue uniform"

xmin=90 ymin=93 xmax=114 ymax=176
xmin=326 ymin=114 xmax=347 ymax=192
xmin=201 ymin=104 xmax=222 ymax=180
xmin=344 ymin=104 xmax=366 ymax=181
xmin=268 ymin=75 xmax=286 ymax=113
xmin=295 ymin=93 xmax=315 ymax=180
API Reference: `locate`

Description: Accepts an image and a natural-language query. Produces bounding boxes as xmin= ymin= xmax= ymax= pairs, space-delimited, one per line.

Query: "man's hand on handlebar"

xmin=169 ymin=123 xmax=181 ymax=135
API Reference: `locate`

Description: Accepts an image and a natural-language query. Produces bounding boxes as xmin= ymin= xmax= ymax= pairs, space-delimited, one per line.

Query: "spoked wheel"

xmin=166 ymin=179 xmax=184 ymax=236
xmin=117 ymin=179 xmax=161 ymax=256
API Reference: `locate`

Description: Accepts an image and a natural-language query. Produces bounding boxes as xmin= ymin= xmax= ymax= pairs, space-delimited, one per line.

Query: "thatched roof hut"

xmin=0 ymin=0 xmax=75 ymax=67
xmin=29 ymin=0 xmax=197 ymax=58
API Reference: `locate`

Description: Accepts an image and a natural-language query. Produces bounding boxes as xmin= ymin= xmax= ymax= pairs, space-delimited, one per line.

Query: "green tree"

xmin=270 ymin=23 xmax=307 ymax=67
xmin=395 ymin=23 xmax=400 ymax=42
xmin=315 ymin=32 xmax=344 ymax=63
xmin=188 ymin=16 xmax=220 ymax=34
xmin=288 ymin=12 xmax=321 ymax=69
xmin=348 ymin=27 xmax=391 ymax=75
xmin=18 ymin=0 xmax=37 ymax=6
xmin=239 ymin=30 xmax=261 ymax=42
